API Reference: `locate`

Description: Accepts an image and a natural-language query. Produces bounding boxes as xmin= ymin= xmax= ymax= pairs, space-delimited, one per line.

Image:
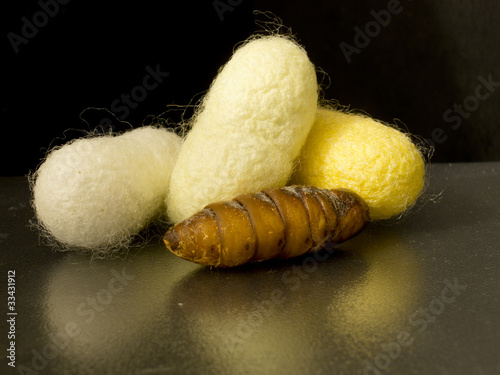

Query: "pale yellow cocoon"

xmin=292 ymin=108 xmax=425 ymax=220
xmin=32 ymin=127 xmax=182 ymax=252
xmin=167 ymin=36 xmax=318 ymax=223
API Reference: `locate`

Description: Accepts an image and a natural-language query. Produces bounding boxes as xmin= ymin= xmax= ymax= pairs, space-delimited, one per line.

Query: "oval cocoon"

xmin=292 ymin=108 xmax=425 ymax=220
xmin=32 ymin=126 xmax=182 ymax=252
xmin=167 ymin=36 xmax=318 ymax=223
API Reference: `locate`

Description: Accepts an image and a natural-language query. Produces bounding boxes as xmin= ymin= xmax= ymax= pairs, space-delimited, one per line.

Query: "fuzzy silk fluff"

xmin=32 ymin=126 xmax=182 ymax=252
xmin=167 ymin=36 xmax=318 ymax=223
xmin=292 ymin=108 xmax=425 ymax=220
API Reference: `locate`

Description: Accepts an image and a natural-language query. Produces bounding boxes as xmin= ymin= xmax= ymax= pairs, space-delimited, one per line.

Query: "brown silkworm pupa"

xmin=163 ymin=185 xmax=370 ymax=268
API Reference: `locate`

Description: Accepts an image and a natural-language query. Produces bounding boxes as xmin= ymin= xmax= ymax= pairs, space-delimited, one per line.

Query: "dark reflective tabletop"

xmin=1 ymin=162 xmax=499 ymax=374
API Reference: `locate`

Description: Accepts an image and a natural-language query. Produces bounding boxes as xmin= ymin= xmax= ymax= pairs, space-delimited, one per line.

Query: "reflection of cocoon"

xmin=32 ymin=127 xmax=182 ymax=252
xmin=167 ymin=36 xmax=318 ymax=223
xmin=329 ymin=231 xmax=422 ymax=344
xmin=44 ymin=245 xmax=197 ymax=367
xmin=292 ymin=108 xmax=425 ymax=220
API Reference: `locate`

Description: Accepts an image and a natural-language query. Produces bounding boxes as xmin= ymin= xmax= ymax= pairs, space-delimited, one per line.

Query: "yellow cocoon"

xmin=167 ymin=36 xmax=318 ymax=223
xmin=32 ymin=127 xmax=182 ymax=253
xmin=292 ymin=108 xmax=425 ymax=220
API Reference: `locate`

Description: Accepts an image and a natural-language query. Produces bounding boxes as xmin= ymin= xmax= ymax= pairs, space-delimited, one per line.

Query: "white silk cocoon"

xmin=31 ymin=126 xmax=182 ymax=253
xmin=167 ymin=36 xmax=318 ymax=223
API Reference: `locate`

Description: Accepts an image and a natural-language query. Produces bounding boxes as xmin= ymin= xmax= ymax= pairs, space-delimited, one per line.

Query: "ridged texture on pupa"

xmin=292 ymin=108 xmax=425 ymax=220
xmin=164 ymin=186 xmax=369 ymax=268
xmin=31 ymin=126 xmax=182 ymax=253
xmin=167 ymin=36 xmax=318 ymax=223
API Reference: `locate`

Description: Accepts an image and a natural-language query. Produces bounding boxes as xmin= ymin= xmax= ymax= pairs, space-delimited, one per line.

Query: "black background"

xmin=1 ymin=0 xmax=499 ymax=176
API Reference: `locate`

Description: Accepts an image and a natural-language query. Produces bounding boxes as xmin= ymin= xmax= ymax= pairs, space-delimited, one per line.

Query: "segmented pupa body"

xmin=164 ymin=185 xmax=370 ymax=267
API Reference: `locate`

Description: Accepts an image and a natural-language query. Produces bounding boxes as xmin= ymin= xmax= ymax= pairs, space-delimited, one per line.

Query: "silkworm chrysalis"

xmin=164 ymin=185 xmax=370 ymax=268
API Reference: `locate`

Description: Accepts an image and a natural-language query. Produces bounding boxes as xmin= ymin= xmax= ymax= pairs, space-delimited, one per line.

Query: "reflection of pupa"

xmin=167 ymin=36 xmax=318 ymax=223
xmin=31 ymin=126 xmax=182 ymax=254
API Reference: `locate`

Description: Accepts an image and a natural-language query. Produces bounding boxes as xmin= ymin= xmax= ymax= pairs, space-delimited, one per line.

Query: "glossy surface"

xmin=1 ymin=163 xmax=499 ymax=374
